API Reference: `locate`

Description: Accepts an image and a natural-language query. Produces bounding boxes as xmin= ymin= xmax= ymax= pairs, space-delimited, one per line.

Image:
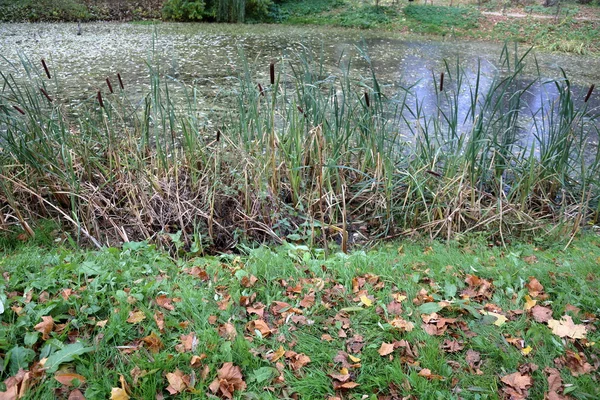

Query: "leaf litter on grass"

xmin=1 ymin=239 xmax=599 ymax=398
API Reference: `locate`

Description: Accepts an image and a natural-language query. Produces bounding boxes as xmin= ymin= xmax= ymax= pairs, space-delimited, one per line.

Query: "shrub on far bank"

xmin=0 ymin=0 xmax=91 ymax=22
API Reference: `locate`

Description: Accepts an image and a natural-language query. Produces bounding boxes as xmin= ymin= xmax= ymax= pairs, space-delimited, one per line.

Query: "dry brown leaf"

xmin=153 ymin=311 xmax=165 ymax=332
xmin=68 ymin=389 xmax=86 ymax=400
xmin=34 ymin=316 xmax=54 ymax=340
xmin=126 ymin=310 xmax=146 ymax=324
xmin=300 ymin=293 xmax=315 ymax=308
xmin=389 ymin=318 xmax=414 ymax=332
xmin=246 ymin=319 xmax=272 ymax=337
xmin=378 ymin=342 xmax=395 ymax=356
xmin=165 ymin=369 xmax=188 ymax=395
xmin=418 ymin=369 xmax=444 ymax=380
xmin=218 ymin=323 xmax=237 ymax=341
xmin=54 ymin=373 xmax=86 ymax=387
xmin=208 ymin=363 xmax=246 ymax=399
xmin=531 ymin=305 xmax=553 ymax=323
xmin=500 ymin=371 xmax=532 ymax=399
xmin=555 ymin=350 xmax=595 ymax=376
xmin=141 ymin=332 xmax=163 ymax=353
xmin=156 ymin=295 xmax=175 ymax=311
xmin=440 ymin=339 xmax=464 ymax=353
xmin=190 ymin=354 xmax=207 ymax=368
xmin=526 ymin=277 xmax=544 ymax=298
xmin=332 ymin=381 xmax=360 ymax=390
xmin=547 ymin=316 xmax=587 ymax=339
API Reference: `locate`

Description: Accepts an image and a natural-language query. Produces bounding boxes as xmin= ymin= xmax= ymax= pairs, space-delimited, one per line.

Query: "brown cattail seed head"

xmin=365 ymin=92 xmax=370 ymax=108
xmin=584 ymin=84 xmax=595 ymax=103
xmin=41 ymin=59 xmax=51 ymax=79
xmin=97 ymin=91 xmax=104 ymax=108
xmin=440 ymin=72 xmax=445 ymax=92
xmin=106 ymin=77 xmax=114 ymax=94
xmin=40 ymin=88 xmax=53 ymax=103
xmin=117 ymin=73 xmax=124 ymax=90
xmin=270 ymin=63 xmax=275 ymax=86
xmin=13 ymin=105 xmax=25 ymax=115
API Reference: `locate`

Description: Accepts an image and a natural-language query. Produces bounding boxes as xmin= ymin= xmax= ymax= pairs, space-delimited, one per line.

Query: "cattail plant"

xmin=269 ymin=62 xmax=275 ymax=86
xmin=97 ymin=90 xmax=104 ymax=108
xmin=41 ymin=59 xmax=51 ymax=79
xmin=585 ymin=84 xmax=595 ymax=103
xmin=12 ymin=105 xmax=25 ymax=115
xmin=117 ymin=73 xmax=125 ymax=90
xmin=106 ymin=77 xmax=114 ymax=94
xmin=40 ymin=88 xmax=53 ymax=103
xmin=439 ymin=72 xmax=445 ymax=92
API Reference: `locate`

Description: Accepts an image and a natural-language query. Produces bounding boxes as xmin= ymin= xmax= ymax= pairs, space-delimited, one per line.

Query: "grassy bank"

xmin=0 ymin=232 xmax=599 ymax=398
xmin=1 ymin=44 xmax=599 ymax=251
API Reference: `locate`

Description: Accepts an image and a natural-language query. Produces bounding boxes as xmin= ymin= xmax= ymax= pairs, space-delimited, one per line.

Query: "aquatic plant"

xmin=0 ymin=44 xmax=598 ymax=252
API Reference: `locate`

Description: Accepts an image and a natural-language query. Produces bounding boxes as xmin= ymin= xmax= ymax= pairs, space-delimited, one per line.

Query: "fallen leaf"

xmin=389 ymin=318 xmax=414 ymax=332
xmin=300 ymin=293 xmax=315 ymax=308
xmin=555 ymin=350 xmax=595 ymax=376
xmin=165 ymin=369 xmax=188 ymax=395
xmin=524 ymin=295 xmax=537 ymax=311
xmin=268 ymin=346 xmax=286 ymax=363
xmin=521 ymin=346 xmax=533 ymax=356
xmin=218 ymin=323 xmax=237 ymax=341
xmin=500 ymin=371 xmax=532 ymax=399
xmin=525 ymin=277 xmax=544 ymax=298
xmin=34 ymin=316 xmax=54 ymax=340
xmin=110 ymin=388 xmax=129 ymax=400
xmin=359 ymin=295 xmax=372 ymax=307
xmin=190 ymin=354 xmax=207 ymax=368
xmin=141 ymin=332 xmax=163 ymax=353
xmin=418 ymin=368 xmax=444 ymax=380
xmin=440 ymin=339 xmax=464 ymax=353
xmin=68 ymin=389 xmax=85 ymax=400
xmin=378 ymin=342 xmax=394 ymax=356
xmin=209 ymin=363 xmax=246 ymax=399
xmin=531 ymin=305 xmax=553 ymax=323
xmin=547 ymin=316 xmax=587 ymax=339
xmin=480 ymin=311 xmax=507 ymax=326
xmin=153 ymin=311 xmax=165 ymax=332
xmin=246 ymin=319 xmax=272 ymax=337
xmin=156 ymin=295 xmax=175 ymax=311
xmin=54 ymin=372 xmax=86 ymax=386
xmin=126 ymin=310 xmax=146 ymax=324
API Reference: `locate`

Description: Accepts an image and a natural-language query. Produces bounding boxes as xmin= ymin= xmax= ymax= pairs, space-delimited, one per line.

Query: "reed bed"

xmin=0 ymin=44 xmax=598 ymax=251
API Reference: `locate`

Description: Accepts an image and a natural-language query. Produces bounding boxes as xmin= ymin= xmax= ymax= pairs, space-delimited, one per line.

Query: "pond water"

xmin=1 ymin=22 xmax=599 ymax=146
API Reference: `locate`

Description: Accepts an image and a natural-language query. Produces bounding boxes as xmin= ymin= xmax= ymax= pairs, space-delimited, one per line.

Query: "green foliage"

xmin=404 ymin=4 xmax=479 ymax=34
xmin=162 ymin=0 xmax=206 ymax=21
xmin=0 ymin=0 xmax=91 ymax=22
xmin=337 ymin=5 xmax=397 ymax=29
xmin=0 ymin=236 xmax=599 ymax=397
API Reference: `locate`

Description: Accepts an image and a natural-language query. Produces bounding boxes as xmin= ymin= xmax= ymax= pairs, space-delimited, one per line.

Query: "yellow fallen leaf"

xmin=126 ymin=310 xmax=146 ymax=324
xmin=521 ymin=346 xmax=533 ymax=356
xmin=480 ymin=311 xmax=507 ymax=326
xmin=360 ymin=295 xmax=372 ymax=307
xmin=270 ymin=346 xmax=285 ymax=362
xmin=524 ymin=295 xmax=537 ymax=311
xmin=348 ymin=355 xmax=361 ymax=363
xmin=547 ymin=315 xmax=587 ymax=339
xmin=392 ymin=293 xmax=407 ymax=302
xmin=110 ymin=388 xmax=129 ymax=400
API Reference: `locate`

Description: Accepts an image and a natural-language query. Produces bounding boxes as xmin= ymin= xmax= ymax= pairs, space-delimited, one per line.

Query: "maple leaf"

xmin=1 ymin=369 xmax=31 ymax=400
xmin=332 ymin=381 xmax=360 ymax=390
xmin=209 ymin=363 xmax=246 ymax=399
xmin=531 ymin=305 xmax=552 ymax=323
xmin=547 ymin=316 xmax=587 ymax=339
xmin=126 ymin=310 xmax=146 ymax=324
xmin=286 ymin=351 xmax=311 ymax=371
xmin=190 ymin=354 xmax=207 ymax=368
xmin=34 ymin=316 xmax=54 ymax=340
xmin=166 ymin=369 xmax=188 ymax=395
xmin=378 ymin=342 xmax=395 ymax=356
xmin=544 ymin=367 xmax=563 ymax=393
xmin=176 ymin=333 xmax=198 ymax=353
xmin=156 ymin=295 xmax=175 ymax=311
xmin=240 ymin=275 xmax=258 ymax=288
xmin=500 ymin=371 xmax=532 ymax=399
xmin=267 ymin=346 xmax=286 ymax=362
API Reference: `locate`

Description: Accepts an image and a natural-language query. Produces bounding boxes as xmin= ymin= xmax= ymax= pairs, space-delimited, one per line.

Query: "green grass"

xmin=0 ymin=233 xmax=599 ymax=398
xmin=403 ymin=4 xmax=480 ymax=34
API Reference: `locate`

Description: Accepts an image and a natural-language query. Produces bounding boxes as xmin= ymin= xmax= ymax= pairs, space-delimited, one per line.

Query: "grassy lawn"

xmin=1 ymin=232 xmax=599 ymax=399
